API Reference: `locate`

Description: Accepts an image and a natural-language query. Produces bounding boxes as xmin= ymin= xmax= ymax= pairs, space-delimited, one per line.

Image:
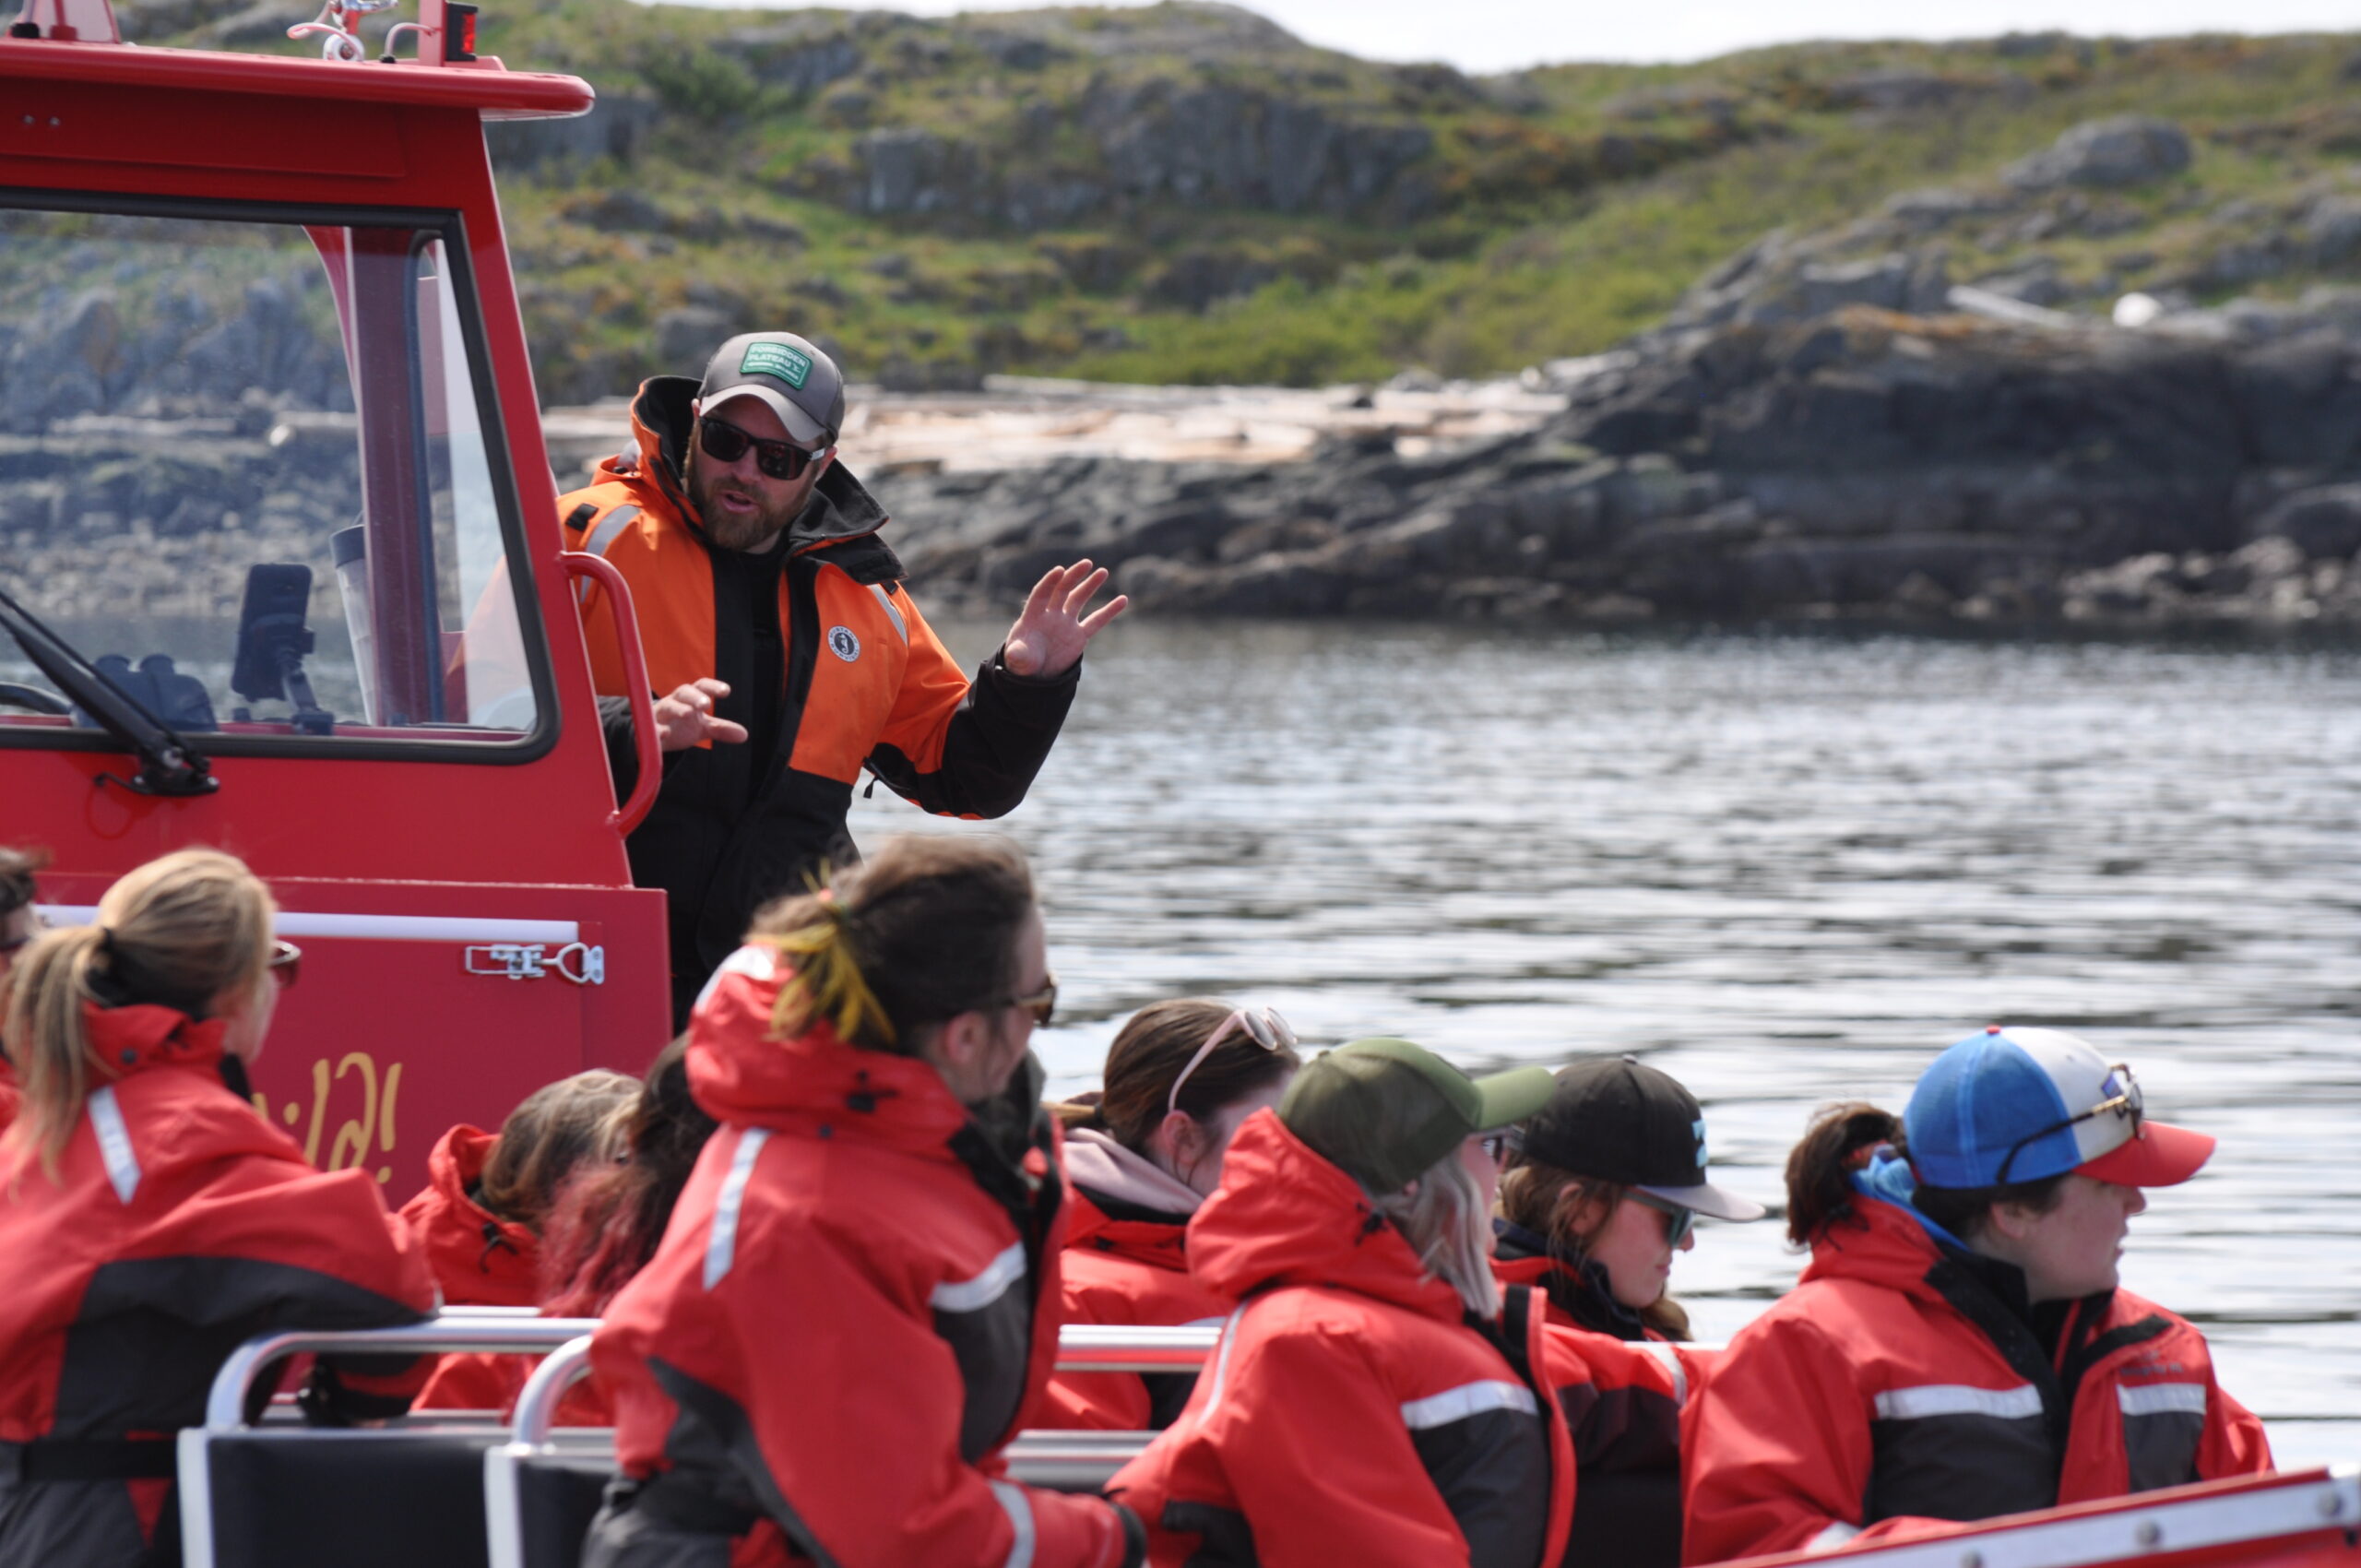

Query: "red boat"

xmin=0 ymin=9 xmax=2348 ymax=1568
xmin=0 ymin=0 xmax=668 ymax=1194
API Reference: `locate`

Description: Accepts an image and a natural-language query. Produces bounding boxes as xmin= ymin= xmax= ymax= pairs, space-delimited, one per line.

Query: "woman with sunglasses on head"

xmin=1043 ymin=999 xmax=1302 ymax=1431
xmin=1683 ymin=1027 xmax=2271 ymax=1566
xmin=1110 ymin=1038 xmax=1576 ymax=1568
xmin=0 ymin=849 xmax=435 ymax=1568
xmin=582 ymin=835 xmax=1145 ymax=1568
xmin=1492 ymin=1057 xmax=1764 ymax=1568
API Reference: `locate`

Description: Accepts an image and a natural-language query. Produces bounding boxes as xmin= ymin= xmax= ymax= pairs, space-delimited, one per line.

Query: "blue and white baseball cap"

xmin=1904 ymin=1026 xmax=2214 ymax=1190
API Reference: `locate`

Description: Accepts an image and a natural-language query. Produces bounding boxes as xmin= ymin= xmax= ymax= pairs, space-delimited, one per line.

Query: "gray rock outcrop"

xmin=2004 ymin=115 xmax=2192 ymax=190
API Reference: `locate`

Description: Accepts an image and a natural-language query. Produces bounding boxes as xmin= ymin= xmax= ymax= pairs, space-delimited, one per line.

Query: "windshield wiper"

xmin=0 ymin=583 xmax=217 ymax=797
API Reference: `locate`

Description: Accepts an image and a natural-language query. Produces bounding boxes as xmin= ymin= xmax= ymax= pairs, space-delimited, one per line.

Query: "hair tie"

xmin=93 ymin=926 xmax=116 ymax=957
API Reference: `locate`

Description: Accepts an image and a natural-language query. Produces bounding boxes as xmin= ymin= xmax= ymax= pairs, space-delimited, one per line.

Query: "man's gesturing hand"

xmin=654 ymin=678 xmax=749 ymax=752
xmin=1003 ymin=560 xmax=1129 ymax=679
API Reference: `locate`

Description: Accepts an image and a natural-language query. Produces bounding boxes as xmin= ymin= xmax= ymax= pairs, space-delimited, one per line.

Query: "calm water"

xmin=854 ymin=621 xmax=2361 ymax=1463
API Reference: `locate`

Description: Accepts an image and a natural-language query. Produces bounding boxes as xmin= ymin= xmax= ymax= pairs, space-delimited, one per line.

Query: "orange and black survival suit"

xmin=564 ymin=379 xmax=1079 ymax=1021
xmin=1108 ymin=1110 xmax=1575 ymax=1568
xmin=580 ymin=946 xmax=1144 ymax=1568
xmin=0 ymin=1005 xmax=436 ymax=1568
xmin=1681 ymin=1158 xmax=2271 ymax=1564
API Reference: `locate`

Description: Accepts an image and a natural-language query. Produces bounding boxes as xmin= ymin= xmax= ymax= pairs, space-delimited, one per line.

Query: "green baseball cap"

xmin=1278 ymin=1038 xmax=1557 ymax=1196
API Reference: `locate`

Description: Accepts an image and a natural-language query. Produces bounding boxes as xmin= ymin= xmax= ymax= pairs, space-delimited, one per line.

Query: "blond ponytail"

xmin=1 ymin=849 xmax=274 ymax=1181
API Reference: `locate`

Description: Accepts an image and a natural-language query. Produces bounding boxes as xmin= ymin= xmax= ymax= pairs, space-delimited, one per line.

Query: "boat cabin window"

xmin=0 ymin=198 xmax=552 ymax=754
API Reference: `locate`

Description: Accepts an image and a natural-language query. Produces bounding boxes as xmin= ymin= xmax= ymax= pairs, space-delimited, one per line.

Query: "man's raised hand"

xmin=1003 ymin=560 xmax=1129 ymax=679
xmin=654 ymin=678 xmax=749 ymax=752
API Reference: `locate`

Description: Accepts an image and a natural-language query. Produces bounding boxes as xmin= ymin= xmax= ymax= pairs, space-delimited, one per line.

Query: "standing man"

xmin=563 ymin=332 xmax=1124 ymax=1023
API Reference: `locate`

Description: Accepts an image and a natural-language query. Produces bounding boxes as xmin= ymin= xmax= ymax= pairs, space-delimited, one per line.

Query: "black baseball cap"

xmin=1279 ymin=1038 xmax=1556 ymax=1196
xmin=698 ymin=331 xmax=846 ymax=446
xmin=1518 ymin=1056 xmax=1765 ymax=1222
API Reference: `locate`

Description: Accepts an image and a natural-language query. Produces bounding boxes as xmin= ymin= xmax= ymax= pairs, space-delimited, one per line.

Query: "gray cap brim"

xmin=704 ymin=386 xmax=830 ymax=446
xmin=1631 ymin=1181 xmax=1767 ymax=1223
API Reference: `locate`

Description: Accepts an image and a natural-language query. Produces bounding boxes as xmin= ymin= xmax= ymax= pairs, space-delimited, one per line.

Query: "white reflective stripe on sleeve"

xmin=582 ymin=505 xmax=641 ymax=559
xmin=1806 ymin=1522 xmax=1862 ymax=1554
xmin=87 ymin=1086 xmax=139 ymax=1205
xmin=1873 ymin=1383 xmax=2044 ymax=1422
xmin=703 ymin=1128 xmax=770 ymax=1289
xmin=930 ymin=1241 xmax=1026 ymax=1313
xmin=1198 ymin=1304 xmax=1248 ymax=1421
xmin=1638 ymin=1340 xmax=1689 ymax=1408
xmin=1399 ymin=1380 xmax=1540 ymax=1431
xmin=2118 ymin=1383 xmax=2210 ymax=1418
xmin=869 ymin=582 xmax=908 ymax=642
xmin=989 ymin=1479 xmax=1037 ymax=1568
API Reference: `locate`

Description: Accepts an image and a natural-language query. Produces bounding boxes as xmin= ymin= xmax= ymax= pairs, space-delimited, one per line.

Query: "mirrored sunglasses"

xmin=1627 ymin=1188 xmax=1697 ymax=1246
xmin=1002 ymin=975 xmax=1056 ymax=1028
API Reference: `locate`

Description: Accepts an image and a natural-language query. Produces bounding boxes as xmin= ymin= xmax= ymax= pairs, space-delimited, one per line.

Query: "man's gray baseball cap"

xmin=698 ymin=331 xmax=846 ymax=446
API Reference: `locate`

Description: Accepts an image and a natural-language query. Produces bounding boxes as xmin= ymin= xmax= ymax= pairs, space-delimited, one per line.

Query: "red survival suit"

xmin=1492 ymin=1226 xmax=1704 ymax=1568
xmin=581 ymin=945 xmax=1142 ymax=1568
xmin=1108 ymin=1110 xmax=1575 ymax=1568
xmin=398 ymin=1124 xmax=540 ymax=1309
xmin=564 ymin=378 xmax=1080 ymax=1022
xmin=1039 ymin=1127 xmax=1228 ymax=1431
xmin=0 ymin=1005 xmax=436 ymax=1568
xmin=1682 ymin=1165 xmax=2272 ymax=1564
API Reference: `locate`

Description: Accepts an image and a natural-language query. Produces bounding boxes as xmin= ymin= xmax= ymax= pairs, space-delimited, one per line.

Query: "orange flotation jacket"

xmin=1108 ymin=1111 xmax=1576 ymax=1568
xmin=1682 ymin=1161 xmax=2272 ymax=1565
xmin=397 ymin=1124 xmax=539 ymax=1309
xmin=1039 ymin=1128 xmax=1227 ymax=1432
xmin=0 ymin=1005 xmax=435 ymax=1568
xmin=563 ymin=378 xmax=1080 ymax=1017
xmin=583 ymin=946 xmax=1142 ymax=1567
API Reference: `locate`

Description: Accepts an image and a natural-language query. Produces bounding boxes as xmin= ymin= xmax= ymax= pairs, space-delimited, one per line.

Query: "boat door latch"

xmin=463 ymin=943 xmax=605 ymax=985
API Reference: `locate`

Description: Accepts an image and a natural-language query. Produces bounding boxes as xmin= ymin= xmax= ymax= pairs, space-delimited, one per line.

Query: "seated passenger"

xmin=0 ymin=843 xmax=47 ymax=1130
xmin=0 ymin=849 xmax=435 ymax=1568
xmin=1109 ymin=1038 xmax=1572 ymax=1568
xmin=398 ymin=1068 xmax=636 ymax=1307
xmin=1683 ymin=1027 xmax=2272 ymax=1565
xmin=417 ymin=1036 xmax=716 ymax=1422
xmin=582 ymin=837 xmax=1146 ymax=1568
xmin=1495 ymin=1057 xmax=1765 ymax=1568
xmin=1042 ymin=998 xmax=1301 ymax=1431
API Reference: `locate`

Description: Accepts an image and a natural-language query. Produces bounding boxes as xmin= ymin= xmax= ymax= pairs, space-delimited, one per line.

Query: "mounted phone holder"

xmin=231 ymin=563 xmax=336 ymax=736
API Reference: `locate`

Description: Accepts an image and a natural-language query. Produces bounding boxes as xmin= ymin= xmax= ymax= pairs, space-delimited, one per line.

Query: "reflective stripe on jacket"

xmin=563 ymin=377 xmax=1080 ymax=1011
xmin=584 ymin=945 xmax=1140 ymax=1568
xmin=1681 ymin=1191 xmax=2272 ymax=1564
xmin=1108 ymin=1111 xmax=1576 ymax=1568
xmin=0 ymin=1004 xmax=435 ymax=1568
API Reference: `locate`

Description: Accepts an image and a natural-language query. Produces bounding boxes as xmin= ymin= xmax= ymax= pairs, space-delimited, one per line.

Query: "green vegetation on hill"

xmin=139 ymin=0 xmax=2361 ymax=394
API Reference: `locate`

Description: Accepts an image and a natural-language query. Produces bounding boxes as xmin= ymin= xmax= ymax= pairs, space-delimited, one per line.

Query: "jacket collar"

xmin=81 ymin=1002 xmax=231 ymax=1080
xmin=1185 ymin=1110 xmax=1469 ymax=1324
xmin=624 ymin=376 xmax=890 ymax=554
xmin=1064 ymin=1127 xmax=1202 ymax=1218
xmin=419 ymin=1124 xmax=538 ymax=1277
xmin=1491 ymin=1218 xmax=1652 ymax=1340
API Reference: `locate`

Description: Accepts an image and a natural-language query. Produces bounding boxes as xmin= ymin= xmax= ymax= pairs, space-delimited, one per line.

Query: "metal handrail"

xmin=508 ymin=1336 xmax=597 ymax=1447
xmin=202 ymin=1318 xmax=601 ymax=1430
xmin=1054 ymin=1324 xmax=1219 ymax=1372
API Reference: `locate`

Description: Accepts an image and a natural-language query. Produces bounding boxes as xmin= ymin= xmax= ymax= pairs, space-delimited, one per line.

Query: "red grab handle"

xmin=561 ymin=551 xmax=662 ymax=837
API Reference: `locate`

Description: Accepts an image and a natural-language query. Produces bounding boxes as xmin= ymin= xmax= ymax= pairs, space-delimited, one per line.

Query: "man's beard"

xmin=684 ymin=444 xmax=803 ymax=552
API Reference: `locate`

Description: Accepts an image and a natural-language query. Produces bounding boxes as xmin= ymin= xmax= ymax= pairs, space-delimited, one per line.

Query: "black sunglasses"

xmin=1002 ymin=976 xmax=1057 ymax=1028
xmin=697 ymin=415 xmax=823 ymax=482
xmin=1994 ymin=1063 xmax=2142 ymax=1183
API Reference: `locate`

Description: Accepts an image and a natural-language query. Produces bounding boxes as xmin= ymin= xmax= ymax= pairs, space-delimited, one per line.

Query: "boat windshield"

xmin=0 ymin=198 xmax=548 ymax=752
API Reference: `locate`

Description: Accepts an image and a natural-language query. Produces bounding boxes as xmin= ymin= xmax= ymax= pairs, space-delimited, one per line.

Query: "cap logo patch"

xmin=1693 ymin=1118 xmax=1708 ymax=1168
xmin=827 ymin=625 xmax=860 ymax=662
xmin=741 ymin=340 xmax=813 ymax=389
